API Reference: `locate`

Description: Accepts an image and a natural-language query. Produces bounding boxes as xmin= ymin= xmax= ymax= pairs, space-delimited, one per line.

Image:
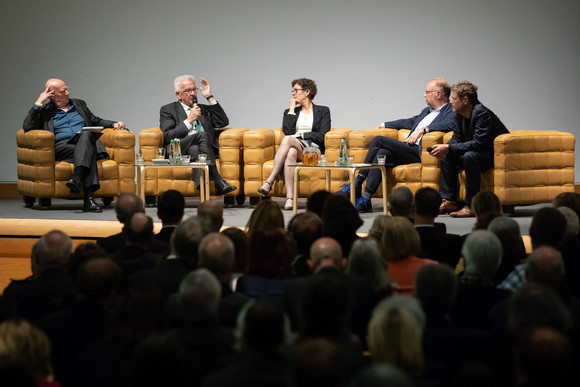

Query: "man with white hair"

xmin=451 ymin=230 xmax=511 ymax=330
xmin=159 ymin=75 xmax=236 ymax=196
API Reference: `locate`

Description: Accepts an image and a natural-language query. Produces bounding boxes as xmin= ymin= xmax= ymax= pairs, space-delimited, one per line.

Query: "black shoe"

xmin=66 ymin=175 xmax=81 ymax=194
xmin=83 ymin=197 xmax=103 ymax=213
xmin=215 ymin=180 xmax=237 ymax=196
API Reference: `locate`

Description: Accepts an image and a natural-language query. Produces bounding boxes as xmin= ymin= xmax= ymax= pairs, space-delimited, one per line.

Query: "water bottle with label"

xmin=174 ymin=138 xmax=182 ymax=165
xmin=169 ymin=139 xmax=175 ymax=165
xmin=338 ymin=138 xmax=348 ymax=165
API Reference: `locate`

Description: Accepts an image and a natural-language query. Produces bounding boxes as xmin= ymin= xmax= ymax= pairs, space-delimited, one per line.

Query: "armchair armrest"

xmin=139 ymin=127 xmax=164 ymax=161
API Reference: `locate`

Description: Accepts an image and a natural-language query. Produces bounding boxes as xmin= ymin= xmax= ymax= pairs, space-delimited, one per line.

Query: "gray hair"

xmin=373 ymin=295 xmax=425 ymax=330
xmin=488 ymin=216 xmax=522 ymax=240
xmin=346 ymin=238 xmax=386 ymax=291
xmin=178 ymin=268 xmax=221 ymax=320
xmin=462 ymin=230 xmax=502 ymax=279
xmin=174 ymin=75 xmax=195 ymax=92
xmin=36 ymin=230 xmax=73 ymax=269
xmin=199 ymin=233 xmax=235 ymax=277
xmin=170 ymin=216 xmax=211 ymax=258
xmin=557 ymin=206 xmax=579 ymax=237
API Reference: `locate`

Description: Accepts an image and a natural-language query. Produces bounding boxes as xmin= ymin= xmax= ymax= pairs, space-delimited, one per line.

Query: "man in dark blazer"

xmin=22 ymin=79 xmax=126 ymax=212
xmin=338 ymin=78 xmax=456 ymax=212
xmin=431 ymin=80 xmax=509 ymax=218
xmin=159 ymin=75 xmax=236 ymax=196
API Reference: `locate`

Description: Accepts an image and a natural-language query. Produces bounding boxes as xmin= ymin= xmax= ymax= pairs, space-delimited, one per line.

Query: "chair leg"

xmin=102 ymin=197 xmax=113 ymax=207
xmin=145 ymin=195 xmax=156 ymax=207
xmin=23 ymin=196 xmax=36 ymax=208
xmin=502 ymin=205 xmax=515 ymax=214
xmin=39 ymin=198 xmax=52 ymax=208
xmin=249 ymin=196 xmax=261 ymax=206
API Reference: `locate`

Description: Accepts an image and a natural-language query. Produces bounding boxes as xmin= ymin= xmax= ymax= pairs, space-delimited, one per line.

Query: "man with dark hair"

xmin=388 ymin=186 xmax=414 ymax=218
xmin=1 ymin=230 xmax=75 ymax=321
xmin=337 ymin=78 xmax=456 ymax=213
xmin=413 ymin=187 xmax=463 ymax=267
xmin=197 ymin=199 xmax=224 ymax=233
xmin=289 ymin=211 xmax=324 ymax=277
xmin=431 ymin=80 xmax=509 ymax=218
xmin=156 ymin=189 xmax=185 ymax=243
xmin=202 ymin=299 xmax=287 ymax=386
xmin=198 ymin=233 xmax=251 ymax=328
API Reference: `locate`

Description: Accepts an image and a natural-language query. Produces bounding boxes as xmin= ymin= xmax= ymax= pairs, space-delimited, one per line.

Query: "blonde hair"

xmin=381 ymin=217 xmax=420 ymax=261
xmin=0 ymin=319 xmax=54 ymax=381
xmin=368 ymin=306 xmax=423 ymax=377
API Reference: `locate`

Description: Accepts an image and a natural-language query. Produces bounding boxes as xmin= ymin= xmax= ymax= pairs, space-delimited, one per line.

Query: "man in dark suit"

xmin=156 ymin=189 xmax=185 ymax=243
xmin=22 ymin=79 xmax=126 ymax=212
xmin=159 ymin=75 xmax=236 ymax=197
xmin=337 ymin=78 xmax=456 ymax=213
xmin=431 ymin=80 xmax=509 ymax=218
xmin=414 ymin=187 xmax=463 ymax=268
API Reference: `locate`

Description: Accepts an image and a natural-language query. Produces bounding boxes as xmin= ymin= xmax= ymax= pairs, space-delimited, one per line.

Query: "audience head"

xmin=351 ymin=364 xmax=414 ymax=387
xmin=299 ymin=275 xmax=350 ymax=341
xmin=552 ymin=192 xmax=580 ymax=218
xmin=220 ymin=227 xmax=248 ymax=273
xmin=247 ymin=228 xmax=293 ymax=278
xmin=291 ymin=78 xmax=318 ymax=101
xmin=0 ymin=319 xmax=53 ymax=382
xmin=156 ymin=189 xmax=185 ymax=226
xmin=290 ymin=212 xmax=324 ymax=257
xmin=516 ymin=326 xmax=572 ymax=386
xmin=177 ymin=268 xmax=221 ymax=322
xmin=115 ymin=192 xmax=144 ymax=224
xmin=472 ymin=191 xmax=502 ymax=217
xmin=416 ymin=263 xmax=458 ymax=314
xmin=170 ymin=216 xmax=210 ymax=263
xmin=461 ymin=230 xmax=502 ymax=280
xmin=245 ymin=199 xmax=284 ymax=233
xmin=346 ymin=238 xmax=387 ymax=291
xmin=388 ymin=187 xmax=413 ymax=218
xmin=289 ymin=338 xmax=343 ymax=387
xmin=76 ymin=257 xmax=121 ymax=300
xmin=508 ymin=283 xmax=573 ymax=333
xmin=525 ymin=245 xmax=565 ymax=289
xmin=35 ymin=230 xmax=72 ymax=273
xmin=322 ymin=194 xmax=364 ymax=237
xmin=472 ymin=212 xmax=502 ymax=231
xmin=451 ymin=80 xmax=479 ymax=105
xmin=309 ymin=237 xmax=343 ymax=272
xmin=381 ymin=217 xmax=420 ymax=262
xmin=197 ymin=199 xmax=224 ymax=233
xmin=239 ymin=298 xmax=287 ymax=354
xmin=306 ymin=189 xmax=331 ymax=217
xmin=529 ymin=207 xmax=567 ymax=250
xmin=368 ymin=303 xmax=423 ymax=378
xmin=373 ymin=295 xmax=426 ymax=331
xmin=68 ymin=242 xmax=108 ymax=280
xmin=368 ymin=214 xmax=391 ymax=242
xmin=123 ymin=212 xmax=154 ymax=246
xmin=557 ymin=206 xmax=579 ymax=238
xmin=199 ymin=232 xmax=235 ymax=281
xmin=488 ymin=217 xmax=526 ymax=284
xmin=413 ymin=187 xmax=441 ymax=220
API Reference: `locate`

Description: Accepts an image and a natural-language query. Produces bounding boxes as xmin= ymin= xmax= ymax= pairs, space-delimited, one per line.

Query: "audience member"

xmin=381 ymin=216 xmax=437 ymax=295
xmin=289 ymin=211 xmax=324 ymax=277
xmin=388 ymin=186 xmax=414 ymax=219
xmin=67 ymin=242 xmax=108 ymax=281
xmin=1 ymin=230 xmax=75 ymax=321
xmin=413 ymin=187 xmax=463 ymax=267
xmin=552 ymin=192 xmax=580 ymax=218
xmin=306 ymin=189 xmax=331 ymax=217
xmin=0 ymin=319 xmax=58 ymax=385
xmin=322 ymin=194 xmax=363 ymax=257
xmin=236 ymin=228 xmax=294 ymax=298
xmin=288 ymin=338 xmax=345 ymax=387
xmin=351 ymin=364 xmax=414 ymax=387
xmin=487 ymin=216 xmax=526 ymax=285
xmin=199 ymin=233 xmax=251 ymax=328
xmin=156 ymin=189 xmax=185 ymax=243
xmin=220 ymin=227 xmax=248 ymax=274
xmin=346 ymin=238 xmax=393 ymax=299
xmin=197 ymin=199 xmax=224 ymax=233
xmin=202 ymin=299 xmax=288 ymax=387
xmin=472 ymin=191 xmax=502 ymax=217
xmin=556 ymin=206 xmax=580 ymax=298
xmin=367 ymin=214 xmax=390 ymax=243
xmin=452 ymin=231 xmax=511 ymax=330
xmin=245 ymin=199 xmax=284 ymax=233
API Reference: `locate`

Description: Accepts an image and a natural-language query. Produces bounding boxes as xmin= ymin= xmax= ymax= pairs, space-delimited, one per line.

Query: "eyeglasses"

xmin=425 ymin=90 xmax=438 ymax=94
xmin=292 ymin=88 xmax=305 ymax=93
xmin=180 ymin=88 xmax=199 ymax=94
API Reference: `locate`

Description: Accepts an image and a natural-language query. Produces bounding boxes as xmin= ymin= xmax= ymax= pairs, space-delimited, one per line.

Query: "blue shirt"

xmin=50 ymin=105 xmax=86 ymax=141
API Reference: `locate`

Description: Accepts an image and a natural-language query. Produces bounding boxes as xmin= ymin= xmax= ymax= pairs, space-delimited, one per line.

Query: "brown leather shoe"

xmin=450 ymin=205 xmax=475 ymax=218
xmin=439 ymin=199 xmax=460 ymax=214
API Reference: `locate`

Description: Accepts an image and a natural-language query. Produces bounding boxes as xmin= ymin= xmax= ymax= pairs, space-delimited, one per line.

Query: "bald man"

xmin=22 ymin=79 xmax=126 ymax=212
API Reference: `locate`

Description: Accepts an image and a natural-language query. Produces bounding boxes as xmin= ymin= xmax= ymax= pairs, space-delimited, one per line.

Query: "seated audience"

xmin=346 ymin=238 xmax=393 ymax=299
xmin=387 ymin=186 xmax=414 ymax=219
xmin=197 ymin=199 xmax=224 ymax=233
xmin=236 ymin=228 xmax=294 ymax=299
xmin=66 ymin=242 xmax=108 ymax=281
xmin=367 ymin=214 xmax=390 ymax=243
xmin=322 ymin=194 xmax=364 ymax=257
xmin=288 ymin=211 xmax=324 ymax=277
xmin=487 ymin=217 xmax=526 ymax=285
xmin=245 ymin=199 xmax=284 ymax=233
xmin=350 ymin=364 xmax=414 ymax=387
xmin=156 ymin=189 xmax=185 ymax=243
xmin=288 ymin=338 xmax=345 ymax=387
xmin=220 ymin=227 xmax=248 ymax=275
xmin=306 ymin=189 xmax=332 ymax=217
xmin=381 ymin=216 xmax=437 ymax=295
xmin=555 ymin=206 xmax=580 ymax=298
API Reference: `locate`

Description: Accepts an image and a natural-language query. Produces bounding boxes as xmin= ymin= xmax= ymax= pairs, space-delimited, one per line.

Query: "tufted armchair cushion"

xmin=442 ymin=129 xmax=575 ymax=207
xmin=138 ymin=127 xmax=247 ymax=199
xmin=16 ymin=128 xmax=135 ymax=207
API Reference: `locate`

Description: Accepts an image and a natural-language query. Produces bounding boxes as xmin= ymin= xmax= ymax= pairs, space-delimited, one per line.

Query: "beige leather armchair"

xmin=16 ymin=128 xmax=135 ymax=208
xmin=138 ymin=127 xmax=247 ymax=204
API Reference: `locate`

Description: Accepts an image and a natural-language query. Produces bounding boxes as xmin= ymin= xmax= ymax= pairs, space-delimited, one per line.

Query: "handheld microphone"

xmin=192 ymin=96 xmax=198 ymax=107
xmin=426 ymin=147 xmax=433 ymax=153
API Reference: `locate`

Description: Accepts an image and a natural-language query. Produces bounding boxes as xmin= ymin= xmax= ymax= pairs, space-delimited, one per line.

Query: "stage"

xmin=0 ymin=196 xmax=545 ymax=292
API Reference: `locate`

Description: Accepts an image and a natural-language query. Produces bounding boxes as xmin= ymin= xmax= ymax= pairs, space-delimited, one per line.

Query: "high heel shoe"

xmin=257 ymin=180 xmax=273 ymax=196
xmin=283 ymin=197 xmax=294 ymax=211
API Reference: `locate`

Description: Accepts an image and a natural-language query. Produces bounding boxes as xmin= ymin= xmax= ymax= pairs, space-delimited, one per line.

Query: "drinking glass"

xmin=156 ymin=148 xmax=166 ymax=159
xmin=377 ymin=155 xmax=386 ymax=165
xmin=198 ymin=154 xmax=207 ymax=163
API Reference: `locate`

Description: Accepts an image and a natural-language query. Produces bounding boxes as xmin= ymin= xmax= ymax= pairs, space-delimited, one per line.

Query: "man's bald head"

xmin=45 ymin=78 xmax=69 ymax=108
xmin=197 ymin=200 xmax=224 ymax=233
xmin=526 ymin=246 xmax=565 ymax=288
xmin=35 ymin=230 xmax=73 ymax=272
xmin=310 ymin=237 xmax=343 ymax=271
xmin=115 ymin=192 xmax=144 ymax=223
xmin=124 ymin=212 xmax=154 ymax=245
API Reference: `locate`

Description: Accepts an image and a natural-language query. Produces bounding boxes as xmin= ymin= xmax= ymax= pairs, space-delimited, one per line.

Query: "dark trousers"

xmin=55 ymin=131 xmax=105 ymax=193
xmin=360 ymin=136 xmax=420 ymax=195
xmin=179 ymin=132 xmax=222 ymax=185
xmin=439 ymin=149 xmax=493 ymax=206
